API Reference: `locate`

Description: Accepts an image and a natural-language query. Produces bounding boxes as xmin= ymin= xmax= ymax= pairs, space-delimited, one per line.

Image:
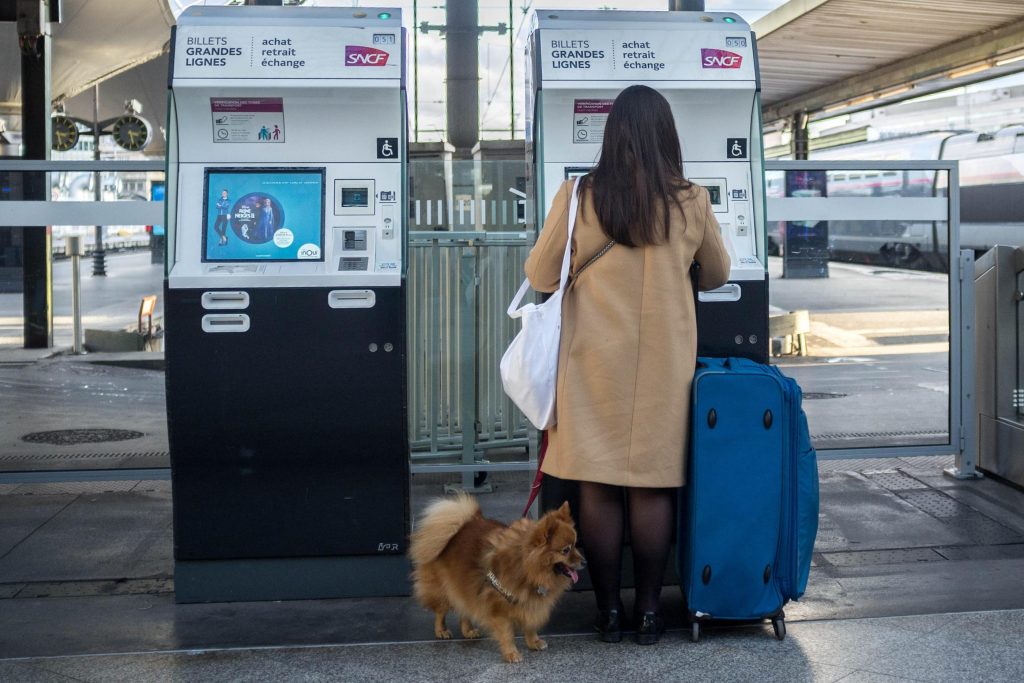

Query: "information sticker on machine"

xmin=211 ymin=98 xmax=285 ymax=144
xmin=573 ymin=99 xmax=613 ymax=144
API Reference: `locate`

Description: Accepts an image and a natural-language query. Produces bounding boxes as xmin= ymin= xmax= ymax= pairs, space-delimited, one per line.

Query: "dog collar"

xmin=486 ymin=570 xmax=518 ymax=604
xmin=486 ymin=570 xmax=549 ymax=603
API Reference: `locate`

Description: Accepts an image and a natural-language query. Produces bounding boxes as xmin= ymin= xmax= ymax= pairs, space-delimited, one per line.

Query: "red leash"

xmin=522 ymin=431 xmax=548 ymax=517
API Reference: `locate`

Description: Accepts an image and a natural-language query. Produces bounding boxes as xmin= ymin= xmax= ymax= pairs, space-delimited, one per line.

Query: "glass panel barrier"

xmin=0 ymin=167 xmax=168 ymax=473
xmin=766 ymin=164 xmax=954 ymax=453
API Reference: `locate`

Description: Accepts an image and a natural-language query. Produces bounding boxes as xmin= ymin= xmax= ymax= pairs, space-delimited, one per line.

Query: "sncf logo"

xmin=345 ymin=45 xmax=390 ymax=66
xmin=701 ymin=48 xmax=743 ymax=69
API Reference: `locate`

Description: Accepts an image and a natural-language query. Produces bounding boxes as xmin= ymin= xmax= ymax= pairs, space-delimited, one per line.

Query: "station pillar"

xmin=18 ymin=0 xmax=54 ymax=348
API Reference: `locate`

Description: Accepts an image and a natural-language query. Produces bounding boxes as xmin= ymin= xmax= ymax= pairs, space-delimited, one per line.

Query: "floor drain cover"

xmin=20 ymin=429 xmax=145 ymax=445
xmin=804 ymin=392 xmax=847 ymax=400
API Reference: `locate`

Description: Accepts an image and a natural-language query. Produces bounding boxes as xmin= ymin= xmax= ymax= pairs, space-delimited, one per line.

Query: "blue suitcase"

xmin=679 ymin=357 xmax=819 ymax=642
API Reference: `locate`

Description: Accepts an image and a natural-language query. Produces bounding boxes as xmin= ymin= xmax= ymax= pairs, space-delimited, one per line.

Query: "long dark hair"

xmin=586 ymin=85 xmax=692 ymax=247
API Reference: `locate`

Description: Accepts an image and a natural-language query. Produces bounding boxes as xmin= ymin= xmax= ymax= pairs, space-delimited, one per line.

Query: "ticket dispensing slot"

xmin=328 ymin=289 xmax=376 ymax=309
xmin=201 ymin=291 xmax=250 ymax=310
xmin=699 ymin=283 xmax=742 ymax=302
xmin=201 ymin=313 xmax=251 ymax=333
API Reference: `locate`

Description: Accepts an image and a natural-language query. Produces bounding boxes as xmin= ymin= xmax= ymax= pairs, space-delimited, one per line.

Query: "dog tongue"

xmin=568 ymin=567 xmax=579 ymax=584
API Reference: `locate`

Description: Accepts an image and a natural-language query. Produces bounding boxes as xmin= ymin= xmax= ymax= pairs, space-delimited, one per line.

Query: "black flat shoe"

xmin=594 ymin=609 xmax=623 ymax=643
xmin=634 ymin=612 xmax=664 ymax=645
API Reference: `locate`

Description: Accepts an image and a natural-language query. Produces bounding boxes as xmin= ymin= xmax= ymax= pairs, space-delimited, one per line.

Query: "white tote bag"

xmin=500 ymin=176 xmax=582 ymax=430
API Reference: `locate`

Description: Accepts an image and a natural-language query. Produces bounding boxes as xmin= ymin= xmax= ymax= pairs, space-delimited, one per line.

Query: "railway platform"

xmin=4 ymin=266 xmax=1023 ymax=680
xmin=1 ymin=459 xmax=1023 ymax=680
xmin=0 ymin=193 xmax=1017 ymax=681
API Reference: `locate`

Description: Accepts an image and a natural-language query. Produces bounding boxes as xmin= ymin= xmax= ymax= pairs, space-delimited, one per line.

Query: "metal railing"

xmin=406 ymin=230 xmax=536 ymax=486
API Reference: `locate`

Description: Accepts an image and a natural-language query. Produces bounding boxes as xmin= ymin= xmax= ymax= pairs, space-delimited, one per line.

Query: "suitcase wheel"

xmin=691 ymin=622 xmax=701 ymax=643
xmin=772 ymin=615 xmax=786 ymax=641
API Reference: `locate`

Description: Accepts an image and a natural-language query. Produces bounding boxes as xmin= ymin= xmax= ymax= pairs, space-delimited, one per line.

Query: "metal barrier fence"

xmin=405 ymin=160 xmax=537 ymax=487
xmin=406 ymin=231 xmax=535 ymax=486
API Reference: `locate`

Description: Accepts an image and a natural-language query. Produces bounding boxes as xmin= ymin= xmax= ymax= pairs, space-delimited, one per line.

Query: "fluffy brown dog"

xmin=409 ymin=494 xmax=585 ymax=663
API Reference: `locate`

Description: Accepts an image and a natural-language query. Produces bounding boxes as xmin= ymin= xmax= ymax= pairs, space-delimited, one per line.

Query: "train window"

xmin=883 ymin=171 xmax=898 ymax=177
xmin=849 ymin=174 xmax=862 ymax=180
xmin=833 ymin=173 xmax=847 ymax=181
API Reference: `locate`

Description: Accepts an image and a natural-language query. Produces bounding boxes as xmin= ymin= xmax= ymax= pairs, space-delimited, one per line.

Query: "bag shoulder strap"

xmin=507 ymin=176 xmax=583 ymax=318
xmin=558 ymin=175 xmax=584 ymax=289
xmin=575 ymin=239 xmax=615 ymax=280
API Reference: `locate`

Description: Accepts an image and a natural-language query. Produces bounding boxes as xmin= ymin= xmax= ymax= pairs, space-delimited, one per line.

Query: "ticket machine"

xmin=165 ymin=6 xmax=408 ymax=602
xmin=527 ymin=9 xmax=768 ymax=362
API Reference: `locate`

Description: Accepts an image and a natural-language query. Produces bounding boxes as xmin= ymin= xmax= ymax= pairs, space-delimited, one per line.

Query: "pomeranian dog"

xmin=409 ymin=493 xmax=585 ymax=663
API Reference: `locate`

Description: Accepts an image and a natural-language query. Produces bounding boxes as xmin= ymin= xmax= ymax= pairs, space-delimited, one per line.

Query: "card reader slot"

xmin=201 ymin=291 xmax=250 ymax=310
xmin=201 ymin=314 xmax=251 ymax=333
xmin=698 ymin=283 xmax=742 ymax=303
xmin=328 ymin=289 xmax=376 ymax=309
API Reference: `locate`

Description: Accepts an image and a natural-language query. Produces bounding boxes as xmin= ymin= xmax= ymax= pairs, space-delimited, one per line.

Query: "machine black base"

xmin=696 ymin=275 xmax=769 ymax=363
xmin=174 ymin=555 xmax=411 ymax=603
xmin=165 ymin=284 xmax=409 ymax=601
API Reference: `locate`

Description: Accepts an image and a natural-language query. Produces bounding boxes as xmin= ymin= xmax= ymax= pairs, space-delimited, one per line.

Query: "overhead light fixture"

xmin=948 ymin=63 xmax=994 ymax=80
xmin=877 ymin=85 xmax=913 ymax=99
xmin=996 ymin=53 xmax=1024 ymax=66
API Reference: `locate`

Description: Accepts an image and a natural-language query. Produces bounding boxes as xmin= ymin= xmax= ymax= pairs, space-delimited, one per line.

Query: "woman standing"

xmin=524 ymin=85 xmax=730 ymax=644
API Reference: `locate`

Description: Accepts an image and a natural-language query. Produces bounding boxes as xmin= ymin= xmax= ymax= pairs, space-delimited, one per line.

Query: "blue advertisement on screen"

xmin=203 ymin=168 xmax=325 ymax=262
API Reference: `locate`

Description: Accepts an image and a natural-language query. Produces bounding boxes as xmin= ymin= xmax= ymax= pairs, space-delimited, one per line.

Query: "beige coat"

xmin=525 ymin=179 xmax=730 ymax=488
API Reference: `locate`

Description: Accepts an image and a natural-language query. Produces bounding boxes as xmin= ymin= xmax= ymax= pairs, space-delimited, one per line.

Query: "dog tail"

xmin=409 ymin=493 xmax=480 ymax=567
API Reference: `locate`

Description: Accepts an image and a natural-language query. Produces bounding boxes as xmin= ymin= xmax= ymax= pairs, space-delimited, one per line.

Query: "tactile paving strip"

xmin=814 ymin=429 xmax=949 ymax=440
xmin=864 ymin=470 xmax=930 ymax=491
xmin=817 ymin=456 xmax=954 ymax=473
xmin=3 ymin=577 xmax=174 ymax=599
xmin=898 ymin=490 xmax=965 ymax=518
xmin=821 ymin=547 xmax=945 ymax=567
xmin=942 ymin=514 xmax=1024 ymax=545
xmin=0 ymin=451 xmax=168 ymax=462
xmin=0 ymin=480 xmax=169 ymax=496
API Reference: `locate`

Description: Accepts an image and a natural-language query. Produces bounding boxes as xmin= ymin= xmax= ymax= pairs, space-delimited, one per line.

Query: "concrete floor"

xmin=4 ymin=609 xmax=1024 ymax=682
xmin=1 ymin=457 xmax=1024 ymax=681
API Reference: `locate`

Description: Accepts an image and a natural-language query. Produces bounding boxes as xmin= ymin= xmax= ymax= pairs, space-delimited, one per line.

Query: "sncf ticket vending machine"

xmin=527 ymin=10 xmax=768 ymax=363
xmin=165 ymin=6 xmax=408 ymax=602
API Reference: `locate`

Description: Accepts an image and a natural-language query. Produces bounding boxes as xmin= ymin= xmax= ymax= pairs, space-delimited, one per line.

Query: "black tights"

xmin=579 ymin=482 xmax=675 ymax=616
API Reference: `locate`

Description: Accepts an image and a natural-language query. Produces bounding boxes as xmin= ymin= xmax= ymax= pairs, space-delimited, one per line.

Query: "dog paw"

xmin=526 ymin=638 xmax=547 ymax=651
xmin=434 ymin=629 xmax=452 ymax=640
xmin=461 ymin=627 xmax=482 ymax=639
xmin=502 ymin=650 xmax=523 ymax=664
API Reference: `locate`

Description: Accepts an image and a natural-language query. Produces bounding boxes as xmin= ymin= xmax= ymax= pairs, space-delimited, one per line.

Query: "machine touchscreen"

xmin=203 ymin=168 xmax=326 ymax=262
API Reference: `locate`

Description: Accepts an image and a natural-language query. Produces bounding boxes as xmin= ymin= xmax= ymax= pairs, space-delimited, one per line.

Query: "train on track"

xmin=767 ymin=126 xmax=1024 ymax=270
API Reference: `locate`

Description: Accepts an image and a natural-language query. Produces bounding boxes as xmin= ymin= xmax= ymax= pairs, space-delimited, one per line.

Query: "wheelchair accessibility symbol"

xmin=727 ymin=138 xmax=748 ymax=159
xmin=377 ymin=137 xmax=398 ymax=159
